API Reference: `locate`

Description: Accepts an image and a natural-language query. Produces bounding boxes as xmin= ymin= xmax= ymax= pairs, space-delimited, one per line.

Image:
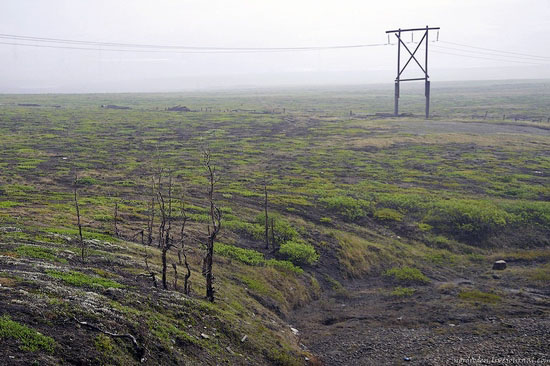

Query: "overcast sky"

xmin=1 ymin=0 xmax=549 ymax=92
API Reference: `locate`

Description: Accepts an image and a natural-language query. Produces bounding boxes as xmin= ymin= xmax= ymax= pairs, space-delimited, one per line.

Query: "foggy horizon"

xmin=1 ymin=0 xmax=550 ymax=93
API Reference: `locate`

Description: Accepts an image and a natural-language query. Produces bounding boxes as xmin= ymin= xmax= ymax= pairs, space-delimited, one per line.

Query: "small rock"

xmin=200 ymin=333 xmax=210 ymax=339
xmin=493 ymin=260 xmax=507 ymax=270
xmin=290 ymin=327 xmax=299 ymax=335
xmin=226 ymin=346 xmax=235 ymax=355
xmin=241 ymin=335 xmax=248 ymax=342
xmin=404 ymin=356 xmax=411 ymax=361
xmin=0 ymin=227 xmax=22 ymax=233
xmin=492 ymin=274 xmax=501 ymax=279
xmin=449 ymin=323 xmax=456 ymax=327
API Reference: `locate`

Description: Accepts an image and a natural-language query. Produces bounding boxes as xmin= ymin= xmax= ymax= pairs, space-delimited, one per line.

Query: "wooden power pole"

xmin=386 ymin=25 xmax=439 ymax=119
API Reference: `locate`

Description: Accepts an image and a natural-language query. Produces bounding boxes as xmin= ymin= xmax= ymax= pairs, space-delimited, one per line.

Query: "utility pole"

xmin=386 ymin=25 xmax=439 ymax=118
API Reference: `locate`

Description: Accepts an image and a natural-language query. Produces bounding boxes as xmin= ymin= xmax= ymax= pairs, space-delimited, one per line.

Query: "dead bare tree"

xmin=264 ymin=181 xmax=269 ymax=249
xmin=203 ymin=150 xmax=221 ymax=302
xmin=146 ymin=176 xmax=155 ymax=246
xmin=178 ymin=190 xmax=191 ymax=295
xmin=157 ymin=173 xmax=174 ymax=290
xmin=73 ymin=171 xmax=85 ymax=262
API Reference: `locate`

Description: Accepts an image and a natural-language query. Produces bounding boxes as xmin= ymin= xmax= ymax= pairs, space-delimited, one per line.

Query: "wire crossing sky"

xmin=0 ymin=0 xmax=549 ymax=93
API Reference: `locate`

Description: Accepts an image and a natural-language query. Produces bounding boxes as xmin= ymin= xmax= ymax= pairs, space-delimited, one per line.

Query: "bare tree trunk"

xmin=172 ymin=263 xmax=178 ymax=290
xmin=271 ymin=217 xmax=276 ymax=253
xmin=264 ymin=182 xmax=269 ymax=249
xmin=161 ymin=246 xmax=168 ymax=289
xmin=114 ymin=201 xmax=119 ymax=237
xmin=183 ymin=250 xmax=191 ymax=295
xmin=147 ymin=177 xmax=155 ymax=246
xmin=73 ymin=172 xmax=84 ymax=262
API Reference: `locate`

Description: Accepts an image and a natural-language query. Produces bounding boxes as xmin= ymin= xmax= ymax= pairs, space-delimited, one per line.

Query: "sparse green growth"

xmin=458 ymin=289 xmax=501 ymax=304
xmin=384 ymin=266 xmax=430 ymax=284
xmin=319 ymin=195 xmax=370 ymax=222
xmin=214 ymin=243 xmax=265 ymax=266
xmin=0 ymin=315 xmax=56 ymax=353
xmin=390 ymin=286 xmax=416 ymax=297
xmin=374 ymin=208 xmax=404 ymax=222
xmin=46 ymin=270 xmax=124 ymax=289
xmin=16 ymin=245 xmax=67 ymax=263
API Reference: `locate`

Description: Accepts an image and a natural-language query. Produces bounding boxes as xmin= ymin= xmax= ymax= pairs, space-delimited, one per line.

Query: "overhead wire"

xmin=0 ymin=33 xmax=388 ymax=52
xmin=1 ymin=32 xmax=550 ymax=67
xmin=439 ymin=40 xmax=550 ymax=60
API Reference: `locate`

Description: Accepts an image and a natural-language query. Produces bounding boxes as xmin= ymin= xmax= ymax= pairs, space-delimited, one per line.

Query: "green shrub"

xmin=374 ymin=208 xmax=404 ymax=222
xmin=384 ymin=266 xmax=430 ymax=284
xmin=255 ymin=213 xmax=298 ymax=244
xmin=319 ymin=217 xmax=332 ymax=224
xmin=375 ymin=193 xmax=427 ymax=213
xmin=46 ymin=270 xmax=124 ymax=289
xmin=425 ymin=199 xmax=510 ymax=239
xmin=279 ymin=241 xmax=319 ymax=265
xmin=265 ymin=259 xmax=303 ymax=274
xmin=390 ymin=286 xmax=416 ymax=297
xmin=319 ymin=195 xmax=371 ymax=222
xmin=0 ymin=315 xmax=55 ymax=353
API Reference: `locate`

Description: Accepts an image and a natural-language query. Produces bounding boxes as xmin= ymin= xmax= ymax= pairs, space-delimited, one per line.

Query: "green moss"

xmin=0 ymin=314 xmax=56 ymax=353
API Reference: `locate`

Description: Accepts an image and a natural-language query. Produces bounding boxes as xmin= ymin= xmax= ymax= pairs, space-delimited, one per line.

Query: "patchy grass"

xmin=390 ymin=286 xmax=416 ymax=297
xmin=384 ymin=266 xmax=430 ymax=284
xmin=458 ymin=289 xmax=501 ymax=304
xmin=15 ymin=245 xmax=67 ymax=263
xmin=46 ymin=270 xmax=124 ymax=289
xmin=0 ymin=314 xmax=56 ymax=353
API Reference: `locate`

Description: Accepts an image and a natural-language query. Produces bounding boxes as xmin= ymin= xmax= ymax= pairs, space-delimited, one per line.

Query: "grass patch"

xmin=0 ymin=314 xmax=56 ymax=353
xmin=46 ymin=270 xmax=124 ymax=289
xmin=374 ymin=208 xmax=404 ymax=222
xmin=214 ymin=243 xmax=303 ymax=273
xmin=16 ymin=245 xmax=67 ymax=263
xmin=390 ymin=286 xmax=416 ymax=297
xmin=458 ymin=289 xmax=501 ymax=304
xmin=384 ymin=266 xmax=430 ymax=284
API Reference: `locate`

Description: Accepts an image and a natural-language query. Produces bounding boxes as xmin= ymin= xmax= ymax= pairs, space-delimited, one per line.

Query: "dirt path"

xmin=389 ymin=120 xmax=550 ymax=136
xmin=291 ymin=274 xmax=550 ymax=365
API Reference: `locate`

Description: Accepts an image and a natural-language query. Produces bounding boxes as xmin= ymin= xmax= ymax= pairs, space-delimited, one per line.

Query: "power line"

xmin=433 ymin=44 xmax=550 ymax=62
xmin=0 ymin=33 xmax=388 ymax=52
xmin=431 ymin=49 xmax=550 ymax=65
xmin=439 ymin=40 xmax=550 ymax=60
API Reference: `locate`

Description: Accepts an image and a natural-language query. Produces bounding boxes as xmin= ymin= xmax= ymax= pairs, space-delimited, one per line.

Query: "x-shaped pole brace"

xmin=395 ymin=31 xmax=427 ymax=78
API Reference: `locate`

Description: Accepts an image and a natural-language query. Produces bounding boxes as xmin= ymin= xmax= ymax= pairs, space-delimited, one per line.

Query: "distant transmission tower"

xmin=386 ymin=26 xmax=440 ymax=118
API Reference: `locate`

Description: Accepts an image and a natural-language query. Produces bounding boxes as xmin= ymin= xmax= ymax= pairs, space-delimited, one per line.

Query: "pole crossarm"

xmin=386 ymin=27 xmax=440 ymax=33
